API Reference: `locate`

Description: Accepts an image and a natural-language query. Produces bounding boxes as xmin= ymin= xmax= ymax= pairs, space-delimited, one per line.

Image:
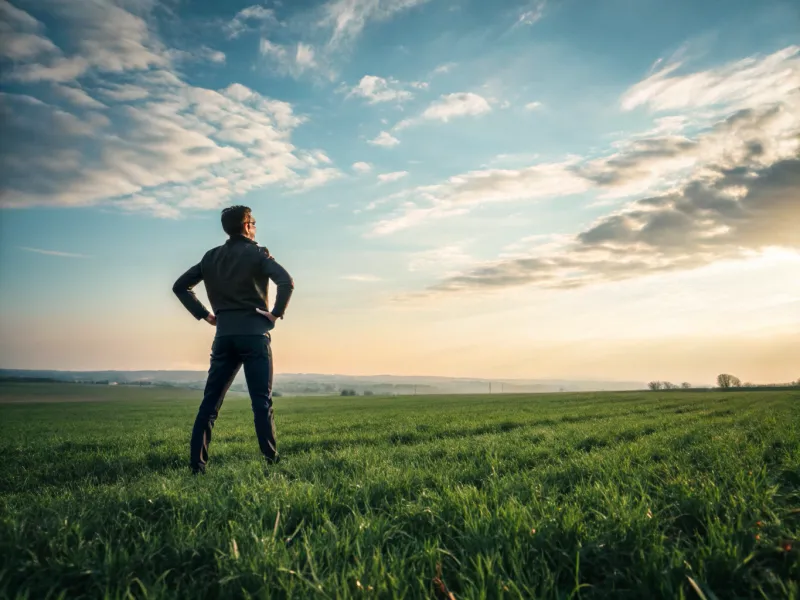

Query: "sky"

xmin=0 ymin=0 xmax=798 ymax=385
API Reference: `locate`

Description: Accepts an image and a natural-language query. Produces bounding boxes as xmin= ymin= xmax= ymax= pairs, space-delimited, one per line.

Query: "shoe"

xmin=265 ymin=454 xmax=281 ymax=465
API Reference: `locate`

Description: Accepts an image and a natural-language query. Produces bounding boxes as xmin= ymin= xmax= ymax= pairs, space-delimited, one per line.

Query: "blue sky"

xmin=1 ymin=0 xmax=799 ymax=383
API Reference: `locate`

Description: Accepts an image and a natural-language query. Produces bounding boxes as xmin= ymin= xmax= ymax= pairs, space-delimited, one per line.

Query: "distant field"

xmin=0 ymin=382 xmax=249 ymax=403
xmin=0 ymin=383 xmax=798 ymax=599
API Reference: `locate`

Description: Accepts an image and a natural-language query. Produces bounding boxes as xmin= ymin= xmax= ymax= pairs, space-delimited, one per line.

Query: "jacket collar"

xmin=226 ymin=234 xmax=257 ymax=245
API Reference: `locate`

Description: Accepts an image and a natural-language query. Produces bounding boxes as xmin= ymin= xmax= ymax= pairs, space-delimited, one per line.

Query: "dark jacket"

xmin=173 ymin=234 xmax=294 ymax=336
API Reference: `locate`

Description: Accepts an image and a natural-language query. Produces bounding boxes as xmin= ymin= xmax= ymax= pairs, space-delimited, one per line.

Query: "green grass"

xmin=1 ymin=383 xmax=798 ymax=599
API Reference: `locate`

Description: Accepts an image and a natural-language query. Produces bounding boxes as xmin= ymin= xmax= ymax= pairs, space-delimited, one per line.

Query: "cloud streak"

xmin=322 ymin=0 xmax=432 ymax=48
xmin=19 ymin=246 xmax=91 ymax=258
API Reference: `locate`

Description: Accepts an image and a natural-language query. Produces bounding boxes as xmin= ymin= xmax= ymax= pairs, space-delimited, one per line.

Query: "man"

xmin=172 ymin=205 xmax=294 ymax=474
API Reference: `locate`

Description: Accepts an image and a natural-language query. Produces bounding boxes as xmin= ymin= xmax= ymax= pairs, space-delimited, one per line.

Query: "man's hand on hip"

xmin=255 ymin=308 xmax=277 ymax=322
xmin=204 ymin=314 xmax=217 ymax=326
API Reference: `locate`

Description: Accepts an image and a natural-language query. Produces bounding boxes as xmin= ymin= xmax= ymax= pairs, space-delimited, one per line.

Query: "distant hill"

xmin=0 ymin=369 xmax=647 ymax=395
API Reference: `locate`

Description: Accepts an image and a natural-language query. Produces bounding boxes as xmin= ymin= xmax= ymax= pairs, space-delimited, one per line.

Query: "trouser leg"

xmin=190 ymin=336 xmax=242 ymax=473
xmin=239 ymin=335 xmax=278 ymax=461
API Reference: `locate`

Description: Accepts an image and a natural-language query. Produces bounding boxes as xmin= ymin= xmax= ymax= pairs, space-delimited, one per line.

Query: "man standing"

xmin=172 ymin=205 xmax=294 ymax=474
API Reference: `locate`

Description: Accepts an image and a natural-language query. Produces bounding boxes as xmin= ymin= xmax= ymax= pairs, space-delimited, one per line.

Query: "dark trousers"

xmin=190 ymin=334 xmax=277 ymax=473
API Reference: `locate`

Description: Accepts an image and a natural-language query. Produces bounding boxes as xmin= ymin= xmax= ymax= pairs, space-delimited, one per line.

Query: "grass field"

xmin=0 ymin=383 xmax=798 ymax=599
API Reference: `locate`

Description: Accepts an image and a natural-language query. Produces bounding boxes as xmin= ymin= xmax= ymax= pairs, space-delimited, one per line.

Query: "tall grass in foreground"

xmin=0 ymin=385 xmax=798 ymax=599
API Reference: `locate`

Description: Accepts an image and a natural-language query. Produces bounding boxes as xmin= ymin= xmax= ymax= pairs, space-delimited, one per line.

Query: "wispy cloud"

xmin=378 ymin=170 xmax=408 ymax=183
xmin=19 ymin=246 xmax=90 ymax=258
xmin=352 ymin=161 xmax=372 ymax=173
xmin=431 ymin=62 xmax=457 ymax=75
xmin=369 ymin=159 xmax=588 ymax=235
xmin=408 ymin=244 xmax=473 ymax=273
xmin=621 ymin=46 xmax=800 ymax=113
xmin=224 ymin=5 xmax=277 ymax=39
xmin=395 ymin=92 xmax=492 ymax=130
xmin=259 ymin=39 xmax=322 ymax=78
xmin=524 ymin=101 xmax=543 ymax=111
xmin=322 ymin=0 xmax=432 ymax=48
xmin=516 ymin=0 xmax=546 ymax=26
xmin=342 ymin=274 xmax=382 ymax=282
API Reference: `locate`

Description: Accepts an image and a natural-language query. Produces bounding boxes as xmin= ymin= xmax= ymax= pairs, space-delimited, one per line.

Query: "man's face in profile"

xmin=244 ymin=215 xmax=256 ymax=240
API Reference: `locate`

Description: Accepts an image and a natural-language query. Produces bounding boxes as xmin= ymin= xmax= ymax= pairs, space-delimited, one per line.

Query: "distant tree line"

xmin=340 ymin=389 xmax=375 ymax=396
xmin=648 ymin=381 xmax=692 ymax=390
xmin=648 ymin=374 xmax=800 ymax=391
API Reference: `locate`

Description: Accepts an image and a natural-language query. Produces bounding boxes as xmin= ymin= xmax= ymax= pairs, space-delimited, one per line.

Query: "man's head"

xmin=221 ymin=205 xmax=256 ymax=240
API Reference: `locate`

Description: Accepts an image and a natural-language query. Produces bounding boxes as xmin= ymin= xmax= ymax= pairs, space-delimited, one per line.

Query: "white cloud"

xmin=0 ymin=1 xmax=343 ymax=217
xmin=0 ymin=0 xmax=39 ymax=29
xmin=288 ymin=167 xmax=343 ymax=191
xmin=5 ymin=0 xmax=167 ymax=84
xmin=369 ymin=204 xmax=470 ymax=236
xmin=421 ymin=92 xmax=492 ymax=122
xmin=199 ymin=46 xmax=226 ymax=64
xmin=0 ymin=31 xmax=58 ymax=60
xmin=311 ymin=150 xmax=332 ymax=164
xmin=348 ymin=75 xmax=413 ymax=103
xmin=524 ymin=101 xmax=542 ymax=111
xmin=378 ymin=170 xmax=408 ymax=183
xmin=225 ymin=5 xmax=277 ymax=39
xmin=352 ymin=161 xmax=372 ymax=173
xmin=52 ymin=84 xmax=105 ymax=109
xmin=368 ymin=131 xmax=400 ymax=147
xmin=296 ymin=43 xmax=316 ymax=69
xmin=0 ymin=0 xmax=58 ymax=60
xmin=342 ymin=274 xmax=382 ymax=282
xmin=395 ymin=92 xmax=492 ymax=130
xmin=10 ymin=56 xmax=90 ymax=83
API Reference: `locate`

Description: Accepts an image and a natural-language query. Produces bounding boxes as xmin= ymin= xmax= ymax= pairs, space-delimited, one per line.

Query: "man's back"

xmin=173 ymin=233 xmax=294 ymax=337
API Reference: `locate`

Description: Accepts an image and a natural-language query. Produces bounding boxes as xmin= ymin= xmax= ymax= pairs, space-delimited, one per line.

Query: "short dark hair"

xmin=221 ymin=205 xmax=251 ymax=236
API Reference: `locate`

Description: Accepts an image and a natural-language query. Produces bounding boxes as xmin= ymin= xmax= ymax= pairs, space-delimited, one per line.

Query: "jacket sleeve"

xmin=258 ymin=251 xmax=294 ymax=319
xmin=172 ymin=263 xmax=211 ymax=321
